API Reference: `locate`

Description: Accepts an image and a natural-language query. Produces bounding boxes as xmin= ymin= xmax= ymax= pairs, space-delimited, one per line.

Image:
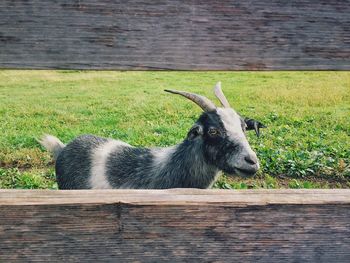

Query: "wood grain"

xmin=0 ymin=0 xmax=349 ymax=70
xmin=0 ymin=189 xmax=349 ymax=262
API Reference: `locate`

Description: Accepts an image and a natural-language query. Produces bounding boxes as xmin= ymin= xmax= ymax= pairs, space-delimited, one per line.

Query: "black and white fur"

xmin=39 ymin=82 xmax=265 ymax=189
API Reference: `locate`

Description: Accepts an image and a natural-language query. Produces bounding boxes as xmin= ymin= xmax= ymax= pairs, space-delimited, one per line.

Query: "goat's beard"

xmin=220 ymin=166 xmax=238 ymax=177
xmin=222 ymin=166 xmax=255 ymax=178
xmin=233 ymin=167 xmax=255 ymax=177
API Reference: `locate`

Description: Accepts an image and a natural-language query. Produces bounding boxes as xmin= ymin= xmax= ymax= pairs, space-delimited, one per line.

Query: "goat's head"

xmin=165 ymin=82 xmax=266 ymax=177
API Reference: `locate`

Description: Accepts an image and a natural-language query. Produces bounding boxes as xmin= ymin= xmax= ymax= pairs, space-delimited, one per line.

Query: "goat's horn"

xmin=214 ymin=82 xmax=230 ymax=108
xmin=164 ymin=89 xmax=216 ymax=112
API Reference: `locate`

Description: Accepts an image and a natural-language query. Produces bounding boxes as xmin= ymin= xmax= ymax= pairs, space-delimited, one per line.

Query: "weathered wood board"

xmin=0 ymin=189 xmax=349 ymax=262
xmin=0 ymin=0 xmax=349 ymax=70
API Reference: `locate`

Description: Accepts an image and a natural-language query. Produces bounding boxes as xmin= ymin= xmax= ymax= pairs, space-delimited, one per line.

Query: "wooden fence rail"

xmin=0 ymin=0 xmax=349 ymax=70
xmin=0 ymin=189 xmax=349 ymax=262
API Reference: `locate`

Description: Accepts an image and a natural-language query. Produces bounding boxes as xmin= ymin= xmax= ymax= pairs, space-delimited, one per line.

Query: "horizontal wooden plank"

xmin=0 ymin=189 xmax=349 ymax=205
xmin=0 ymin=0 xmax=349 ymax=70
xmin=0 ymin=189 xmax=350 ymax=262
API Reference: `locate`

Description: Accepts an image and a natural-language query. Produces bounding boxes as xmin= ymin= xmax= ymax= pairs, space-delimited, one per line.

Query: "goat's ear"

xmin=187 ymin=124 xmax=203 ymax=140
xmin=244 ymin=118 xmax=266 ymax=137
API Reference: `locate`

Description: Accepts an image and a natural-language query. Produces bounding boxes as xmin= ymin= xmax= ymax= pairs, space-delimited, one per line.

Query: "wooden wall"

xmin=0 ymin=189 xmax=349 ymax=262
xmin=0 ymin=0 xmax=349 ymax=70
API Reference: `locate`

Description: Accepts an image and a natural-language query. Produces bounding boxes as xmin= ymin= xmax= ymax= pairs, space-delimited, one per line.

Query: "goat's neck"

xmin=156 ymin=140 xmax=219 ymax=188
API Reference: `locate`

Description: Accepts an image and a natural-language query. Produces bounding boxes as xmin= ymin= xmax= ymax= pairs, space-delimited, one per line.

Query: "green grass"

xmin=0 ymin=70 xmax=349 ymax=189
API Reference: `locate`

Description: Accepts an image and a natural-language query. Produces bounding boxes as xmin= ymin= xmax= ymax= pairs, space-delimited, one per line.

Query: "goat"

xmin=39 ymin=82 xmax=265 ymax=189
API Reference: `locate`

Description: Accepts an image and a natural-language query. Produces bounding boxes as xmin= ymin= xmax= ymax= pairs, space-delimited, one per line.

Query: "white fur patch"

xmin=217 ymin=108 xmax=256 ymax=153
xmin=217 ymin=107 xmax=259 ymax=168
xmin=151 ymin=146 xmax=177 ymax=173
xmin=90 ymin=140 xmax=130 ymax=189
xmin=39 ymin=134 xmax=65 ymax=151
xmin=217 ymin=108 xmax=246 ymax=141
xmin=38 ymin=134 xmax=65 ymax=159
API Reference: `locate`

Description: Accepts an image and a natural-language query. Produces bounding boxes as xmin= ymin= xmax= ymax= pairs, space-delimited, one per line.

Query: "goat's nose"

xmin=244 ymin=155 xmax=257 ymax=165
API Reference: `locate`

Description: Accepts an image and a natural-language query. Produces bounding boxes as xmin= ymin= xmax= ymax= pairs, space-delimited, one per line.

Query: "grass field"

xmin=0 ymin=70 xmax=349 ymax=189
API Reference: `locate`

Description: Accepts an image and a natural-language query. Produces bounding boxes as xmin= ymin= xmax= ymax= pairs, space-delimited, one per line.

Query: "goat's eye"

xmin=208 ymin=128 xmax=219 ymax=136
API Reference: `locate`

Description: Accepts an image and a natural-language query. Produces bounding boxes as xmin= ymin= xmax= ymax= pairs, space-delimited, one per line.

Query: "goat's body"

xmin=39 ymin=84 xmax=263 ymax=189
xmin=49 ymin=135 xmax=218 ymax=189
